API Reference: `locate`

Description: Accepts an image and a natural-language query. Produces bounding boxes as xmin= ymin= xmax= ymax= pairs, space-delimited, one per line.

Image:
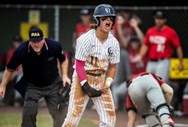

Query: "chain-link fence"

xmin=0 ymin=5 xmax=188 ymax=57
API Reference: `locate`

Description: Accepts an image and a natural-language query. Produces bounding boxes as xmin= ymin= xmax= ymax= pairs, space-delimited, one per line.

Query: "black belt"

xmin=86 ymin=72 xmax=104 ymax=76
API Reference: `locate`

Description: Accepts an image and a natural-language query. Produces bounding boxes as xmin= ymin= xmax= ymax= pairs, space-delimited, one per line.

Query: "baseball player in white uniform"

xmin=62 ymin=4 xmax=120 ymax=127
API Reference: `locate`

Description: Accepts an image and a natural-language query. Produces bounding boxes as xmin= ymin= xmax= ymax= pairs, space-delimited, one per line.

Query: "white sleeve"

xmin=75 ymin=37 xmax=90 ymax=61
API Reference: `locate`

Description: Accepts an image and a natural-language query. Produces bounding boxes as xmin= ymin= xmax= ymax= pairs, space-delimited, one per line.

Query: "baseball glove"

xmin=59 ymin=84 xmax=71 ymax=102
xmin=81 ymin=81 xmax=102 ymax=98
xmin=57 ymin=84 xmax=71 ymax=109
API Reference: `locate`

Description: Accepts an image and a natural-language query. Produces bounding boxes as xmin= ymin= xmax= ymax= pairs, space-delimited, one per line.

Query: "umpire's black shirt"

xmin=7 ymin=38 xmax=66 ymax=87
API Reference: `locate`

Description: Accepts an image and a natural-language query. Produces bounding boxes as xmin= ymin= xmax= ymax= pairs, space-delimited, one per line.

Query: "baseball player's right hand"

xmin=81 ymin=82 xmax=102 ymax=98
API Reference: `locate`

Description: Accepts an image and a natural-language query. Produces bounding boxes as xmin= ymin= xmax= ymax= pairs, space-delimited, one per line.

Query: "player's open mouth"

xmin=106 ymin=23 xmax=110 ymax=27
xmin=105 ymin=23 xmax=111 ymax=30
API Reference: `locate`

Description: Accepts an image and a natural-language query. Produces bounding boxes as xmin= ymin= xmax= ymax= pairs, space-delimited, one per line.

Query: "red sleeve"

xmin=170 ymin=29 xmax=181 ymax=48
xmin=75 ymin=59 xmax=87 ymax=82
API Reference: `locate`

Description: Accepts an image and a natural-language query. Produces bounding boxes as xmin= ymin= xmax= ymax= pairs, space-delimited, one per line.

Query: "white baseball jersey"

xmin=75 ymin=29 xmax=120 ymax=73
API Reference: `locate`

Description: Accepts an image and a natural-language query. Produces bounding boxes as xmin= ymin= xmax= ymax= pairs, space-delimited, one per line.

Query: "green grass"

xmin=0 ymin=112 xmax=97 ymax=127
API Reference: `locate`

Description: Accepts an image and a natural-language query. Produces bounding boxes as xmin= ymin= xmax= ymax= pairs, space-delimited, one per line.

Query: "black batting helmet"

xmin=93 ymin=4 xmax=116 ymax=26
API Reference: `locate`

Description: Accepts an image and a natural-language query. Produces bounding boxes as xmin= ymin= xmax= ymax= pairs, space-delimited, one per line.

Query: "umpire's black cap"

xmin=154 ymin=10 xmax=166 ymax=19
xmin=29 ymin=27 xmax=43 ymax=41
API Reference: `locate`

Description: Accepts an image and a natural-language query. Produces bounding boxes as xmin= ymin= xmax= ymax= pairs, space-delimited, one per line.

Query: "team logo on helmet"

xmin=105 ymin=7 xmax=111 ymax=14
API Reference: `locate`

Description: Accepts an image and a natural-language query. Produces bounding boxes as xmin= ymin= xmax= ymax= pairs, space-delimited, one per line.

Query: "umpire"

xmin=0 ymin=27 xmax=71 ymax=127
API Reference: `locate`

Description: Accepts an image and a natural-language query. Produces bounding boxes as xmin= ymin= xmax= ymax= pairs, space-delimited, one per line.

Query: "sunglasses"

xmin=100 ymin=17 xmax=114 ymax=22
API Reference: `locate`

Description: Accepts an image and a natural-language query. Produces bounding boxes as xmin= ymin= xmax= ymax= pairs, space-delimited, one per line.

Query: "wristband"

xmin=105 ymin=77 xmax=113 ymax=87
xmin=80 ymin=79 xmax=87 ymax=86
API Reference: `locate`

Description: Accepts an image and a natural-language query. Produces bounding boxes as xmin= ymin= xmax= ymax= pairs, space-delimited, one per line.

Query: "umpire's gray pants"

xmin=21 ymin=77 xmax=68 ymax=127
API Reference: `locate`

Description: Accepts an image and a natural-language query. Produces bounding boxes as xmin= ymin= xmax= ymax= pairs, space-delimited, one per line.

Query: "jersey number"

xmin=157 ymin=44 xmax=165 ymax=52
xmin=90 ymin=56 xmax=98 ymax=66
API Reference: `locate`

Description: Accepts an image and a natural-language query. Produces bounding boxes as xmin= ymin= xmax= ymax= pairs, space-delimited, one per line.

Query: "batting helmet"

xmin=93 ymin=4 xmax=116 ymax=26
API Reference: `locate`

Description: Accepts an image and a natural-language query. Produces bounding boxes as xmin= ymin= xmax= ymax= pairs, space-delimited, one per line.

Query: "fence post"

xmin=54 ymin=5 xmax=60 ymax=42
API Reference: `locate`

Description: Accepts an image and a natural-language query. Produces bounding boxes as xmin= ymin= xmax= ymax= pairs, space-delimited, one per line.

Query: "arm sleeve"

xmin=75 ymin=59 xmax=87 ymax=82
xmin=75 ymin=37 xmax=90 ymax=61
xmin=56 ymin=43 xmax=66 ymax=63
xmin=170 ymin=29 xmax=181 ymax=48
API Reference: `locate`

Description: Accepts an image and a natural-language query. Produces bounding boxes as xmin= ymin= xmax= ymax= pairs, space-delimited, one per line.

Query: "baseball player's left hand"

xmin=81 ymin=82 xmax=102 ymax=97
xmin=62 ymin=76 xmax=71 ymax=86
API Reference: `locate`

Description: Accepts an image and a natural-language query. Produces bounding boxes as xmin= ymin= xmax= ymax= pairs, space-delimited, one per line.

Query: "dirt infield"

xmin=83 ymin=109 xmax=188 ymax=127
xmin=0 ymin=106 xmax=188 ymax=127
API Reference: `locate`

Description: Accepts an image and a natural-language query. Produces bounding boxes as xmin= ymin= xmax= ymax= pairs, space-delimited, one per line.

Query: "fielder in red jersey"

xmin=134 ymin=10 xmax=183 ymax=82
xmin=144 ymin=24 xmax=180 ymax=60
